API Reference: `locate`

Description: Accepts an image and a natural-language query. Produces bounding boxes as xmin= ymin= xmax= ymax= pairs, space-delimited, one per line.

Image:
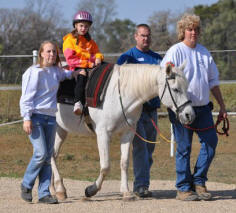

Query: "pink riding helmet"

xmin=73 ymin=10 xmax=93 ymax=27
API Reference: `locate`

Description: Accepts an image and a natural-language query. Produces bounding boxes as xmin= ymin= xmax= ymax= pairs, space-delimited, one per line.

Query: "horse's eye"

xmin=173 ymin=88 xmax=180 ymax=93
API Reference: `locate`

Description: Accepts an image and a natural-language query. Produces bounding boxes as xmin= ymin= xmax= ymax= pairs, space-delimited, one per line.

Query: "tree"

xmin=103 ymin=19 xmax=136 ymax=53
xmin=0 ymin=0 xmax=68 ymax=83
xmin=0 ymin=0 xmax=68 ymax=54
xmin=194 ymin=0 xmax=236 ymax=79
xmin=148 ymin=11 xmax=179 ymax=52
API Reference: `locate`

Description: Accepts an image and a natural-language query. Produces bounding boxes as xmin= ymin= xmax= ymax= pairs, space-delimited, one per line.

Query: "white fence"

xmin=1 ymin=49 xmax=236 ymax=81
xmin=1 ymin=49 xmax=236 ymax=64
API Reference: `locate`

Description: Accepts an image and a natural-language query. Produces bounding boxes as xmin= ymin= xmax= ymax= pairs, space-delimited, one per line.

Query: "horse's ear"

xmin=166 ymin=63 xmax=173 ymax=77
xmin=179 ymin=60 xmax=187 ymax=72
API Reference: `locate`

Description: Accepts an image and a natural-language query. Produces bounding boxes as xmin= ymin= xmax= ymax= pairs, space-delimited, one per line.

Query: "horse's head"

xmin=159 ymin=61 xmax=195 ymax=125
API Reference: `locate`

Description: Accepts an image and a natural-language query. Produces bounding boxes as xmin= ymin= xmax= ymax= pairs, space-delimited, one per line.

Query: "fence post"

xmin=32 ymin=50 xmax=38 ymax=65
xmin=170 ymin=124 xmax=175 ymax=157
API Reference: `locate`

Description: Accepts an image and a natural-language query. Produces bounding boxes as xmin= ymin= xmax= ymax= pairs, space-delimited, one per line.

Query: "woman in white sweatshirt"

xmin=20 ymin=41 xmax=79 ymax=204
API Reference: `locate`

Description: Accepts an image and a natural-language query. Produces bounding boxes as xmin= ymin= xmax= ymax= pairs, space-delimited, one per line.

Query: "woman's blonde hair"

xmin=37 ymin=40 xmax=61 ymax=67
xmin=177 ymin=14 xmax=201 ymax=41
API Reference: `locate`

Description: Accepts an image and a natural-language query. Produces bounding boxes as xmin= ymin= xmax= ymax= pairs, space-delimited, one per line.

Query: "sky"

xmin=1 ymin=0 xmax=219 ymax=26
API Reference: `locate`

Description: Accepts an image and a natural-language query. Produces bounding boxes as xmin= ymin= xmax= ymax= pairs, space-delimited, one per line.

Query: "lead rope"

xmin=184 ymin=116 xmax=229 ymax=136
xmin=215 ymin=117 xmax=229 ymax=136
xmin=117 ymin=70 xmax=171 ymax=144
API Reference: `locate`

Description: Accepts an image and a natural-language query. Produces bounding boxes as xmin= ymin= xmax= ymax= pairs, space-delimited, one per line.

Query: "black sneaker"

xmin=21 ymin=184 xmax=32 ymax=203
xmin=134 ymin=186 xmax=152 ymax=198
xmin=38 ymin=195 xmax=58 ymax=204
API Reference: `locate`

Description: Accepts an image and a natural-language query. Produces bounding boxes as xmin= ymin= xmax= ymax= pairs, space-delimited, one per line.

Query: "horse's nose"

xmin=185 ymin=112 xmax=195 ymax=124
xmin=186 ymin=113 xmax=190 ymax=121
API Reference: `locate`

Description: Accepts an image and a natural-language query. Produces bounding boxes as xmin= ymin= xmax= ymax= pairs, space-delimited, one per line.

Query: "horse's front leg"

xmin=120 ymin=131 xmax=136 ymax=201
xmin=50 ymin=125 xmax=68 ymax=200
xmin=85 ymin=129 xmax=111 ymax=197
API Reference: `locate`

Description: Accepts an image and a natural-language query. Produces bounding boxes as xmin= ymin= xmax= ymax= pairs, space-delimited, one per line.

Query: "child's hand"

xmin=72 ymin=69 xmax=86 ymax=80
xmin=95 ymin=58 xmax=101 ymax=66
xmin=72 ymin=70 xmax=80 ymax=79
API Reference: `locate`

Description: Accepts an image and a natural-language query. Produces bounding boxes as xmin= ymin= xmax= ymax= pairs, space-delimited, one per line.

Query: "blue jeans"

xmin=132 ymin=109 xmax=157 ymax=191
xmin=168 ymin=104 xmax=218 ymax=192
xmin=22 ymin=113 xmax=56 ymax=199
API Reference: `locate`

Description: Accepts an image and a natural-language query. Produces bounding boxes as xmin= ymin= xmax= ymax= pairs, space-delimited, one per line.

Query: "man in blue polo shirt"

xmin=117 ymin=24 xmax=162 ymax=198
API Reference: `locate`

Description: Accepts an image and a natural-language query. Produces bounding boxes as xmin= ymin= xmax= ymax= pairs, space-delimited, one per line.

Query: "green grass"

xmin=210 ymin=84 xmax=236 ymax=111
xmin=0 ymin=90 xmax=22 ymax=123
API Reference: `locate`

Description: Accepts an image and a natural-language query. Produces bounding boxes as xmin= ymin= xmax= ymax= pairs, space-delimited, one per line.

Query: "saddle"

xmin=57 ymin=62 xmax=114 ymax=108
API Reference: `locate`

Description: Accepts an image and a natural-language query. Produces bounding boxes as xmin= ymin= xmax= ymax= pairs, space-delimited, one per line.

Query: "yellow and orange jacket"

xmin=63 ymin=33 xmax=104 ymax=71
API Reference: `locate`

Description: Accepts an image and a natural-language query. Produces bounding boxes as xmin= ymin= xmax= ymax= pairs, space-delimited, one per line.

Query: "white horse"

xmin=50 ymin=63 xmax=195 ymax=201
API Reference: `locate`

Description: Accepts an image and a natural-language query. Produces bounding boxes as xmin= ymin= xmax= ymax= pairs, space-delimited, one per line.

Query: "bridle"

xmin=118 ymin=67 xmax=229 ymax=140
xmin=160 ymin=75 xmax=192 ymax=120
xmin=160 ymin=76 xmax=229 ymax=136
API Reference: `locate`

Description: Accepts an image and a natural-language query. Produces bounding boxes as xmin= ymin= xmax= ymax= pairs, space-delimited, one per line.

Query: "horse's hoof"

xmin=85 ymin=183 xmax=99 ymax=197
xmin=122 ymin=192 xmax=136 ymax=202
xmin=56 ymin=191 xmax=67 ymax=200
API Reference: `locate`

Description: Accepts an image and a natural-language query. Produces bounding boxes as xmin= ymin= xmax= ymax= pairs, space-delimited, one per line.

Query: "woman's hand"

xmin=23 ymin=120 xmax=32 ymax=135
xmin=218 ymin=106 xmax=227 ymax=121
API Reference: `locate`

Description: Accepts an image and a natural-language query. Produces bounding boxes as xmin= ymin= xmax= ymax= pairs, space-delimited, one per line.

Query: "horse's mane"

xmin=117 ymin=64 xmax=160 ymax=102
xmin=115 ymin=63 xmax=189 ymax=103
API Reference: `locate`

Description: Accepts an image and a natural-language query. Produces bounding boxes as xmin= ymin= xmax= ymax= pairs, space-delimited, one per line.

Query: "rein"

xmin=184 ymin=117 xmax=229 ymax=136
xmin=117 ymin=70 xmax=170 ymax=144
xmin=215 ymin=117 xmax=229 ymax=136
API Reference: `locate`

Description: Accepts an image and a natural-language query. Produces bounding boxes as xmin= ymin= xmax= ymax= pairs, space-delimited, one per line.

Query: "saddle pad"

xmin=86 ymin=62 xmax=114 ymax=108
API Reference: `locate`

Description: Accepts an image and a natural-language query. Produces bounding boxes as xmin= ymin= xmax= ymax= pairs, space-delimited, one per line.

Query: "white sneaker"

xmin=73 ymin=101 xmax=83 ymax=115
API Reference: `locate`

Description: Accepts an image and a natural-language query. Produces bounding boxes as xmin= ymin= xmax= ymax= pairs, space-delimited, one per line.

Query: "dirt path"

xmin=1 ymin=177 xmax=236 ymax=213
